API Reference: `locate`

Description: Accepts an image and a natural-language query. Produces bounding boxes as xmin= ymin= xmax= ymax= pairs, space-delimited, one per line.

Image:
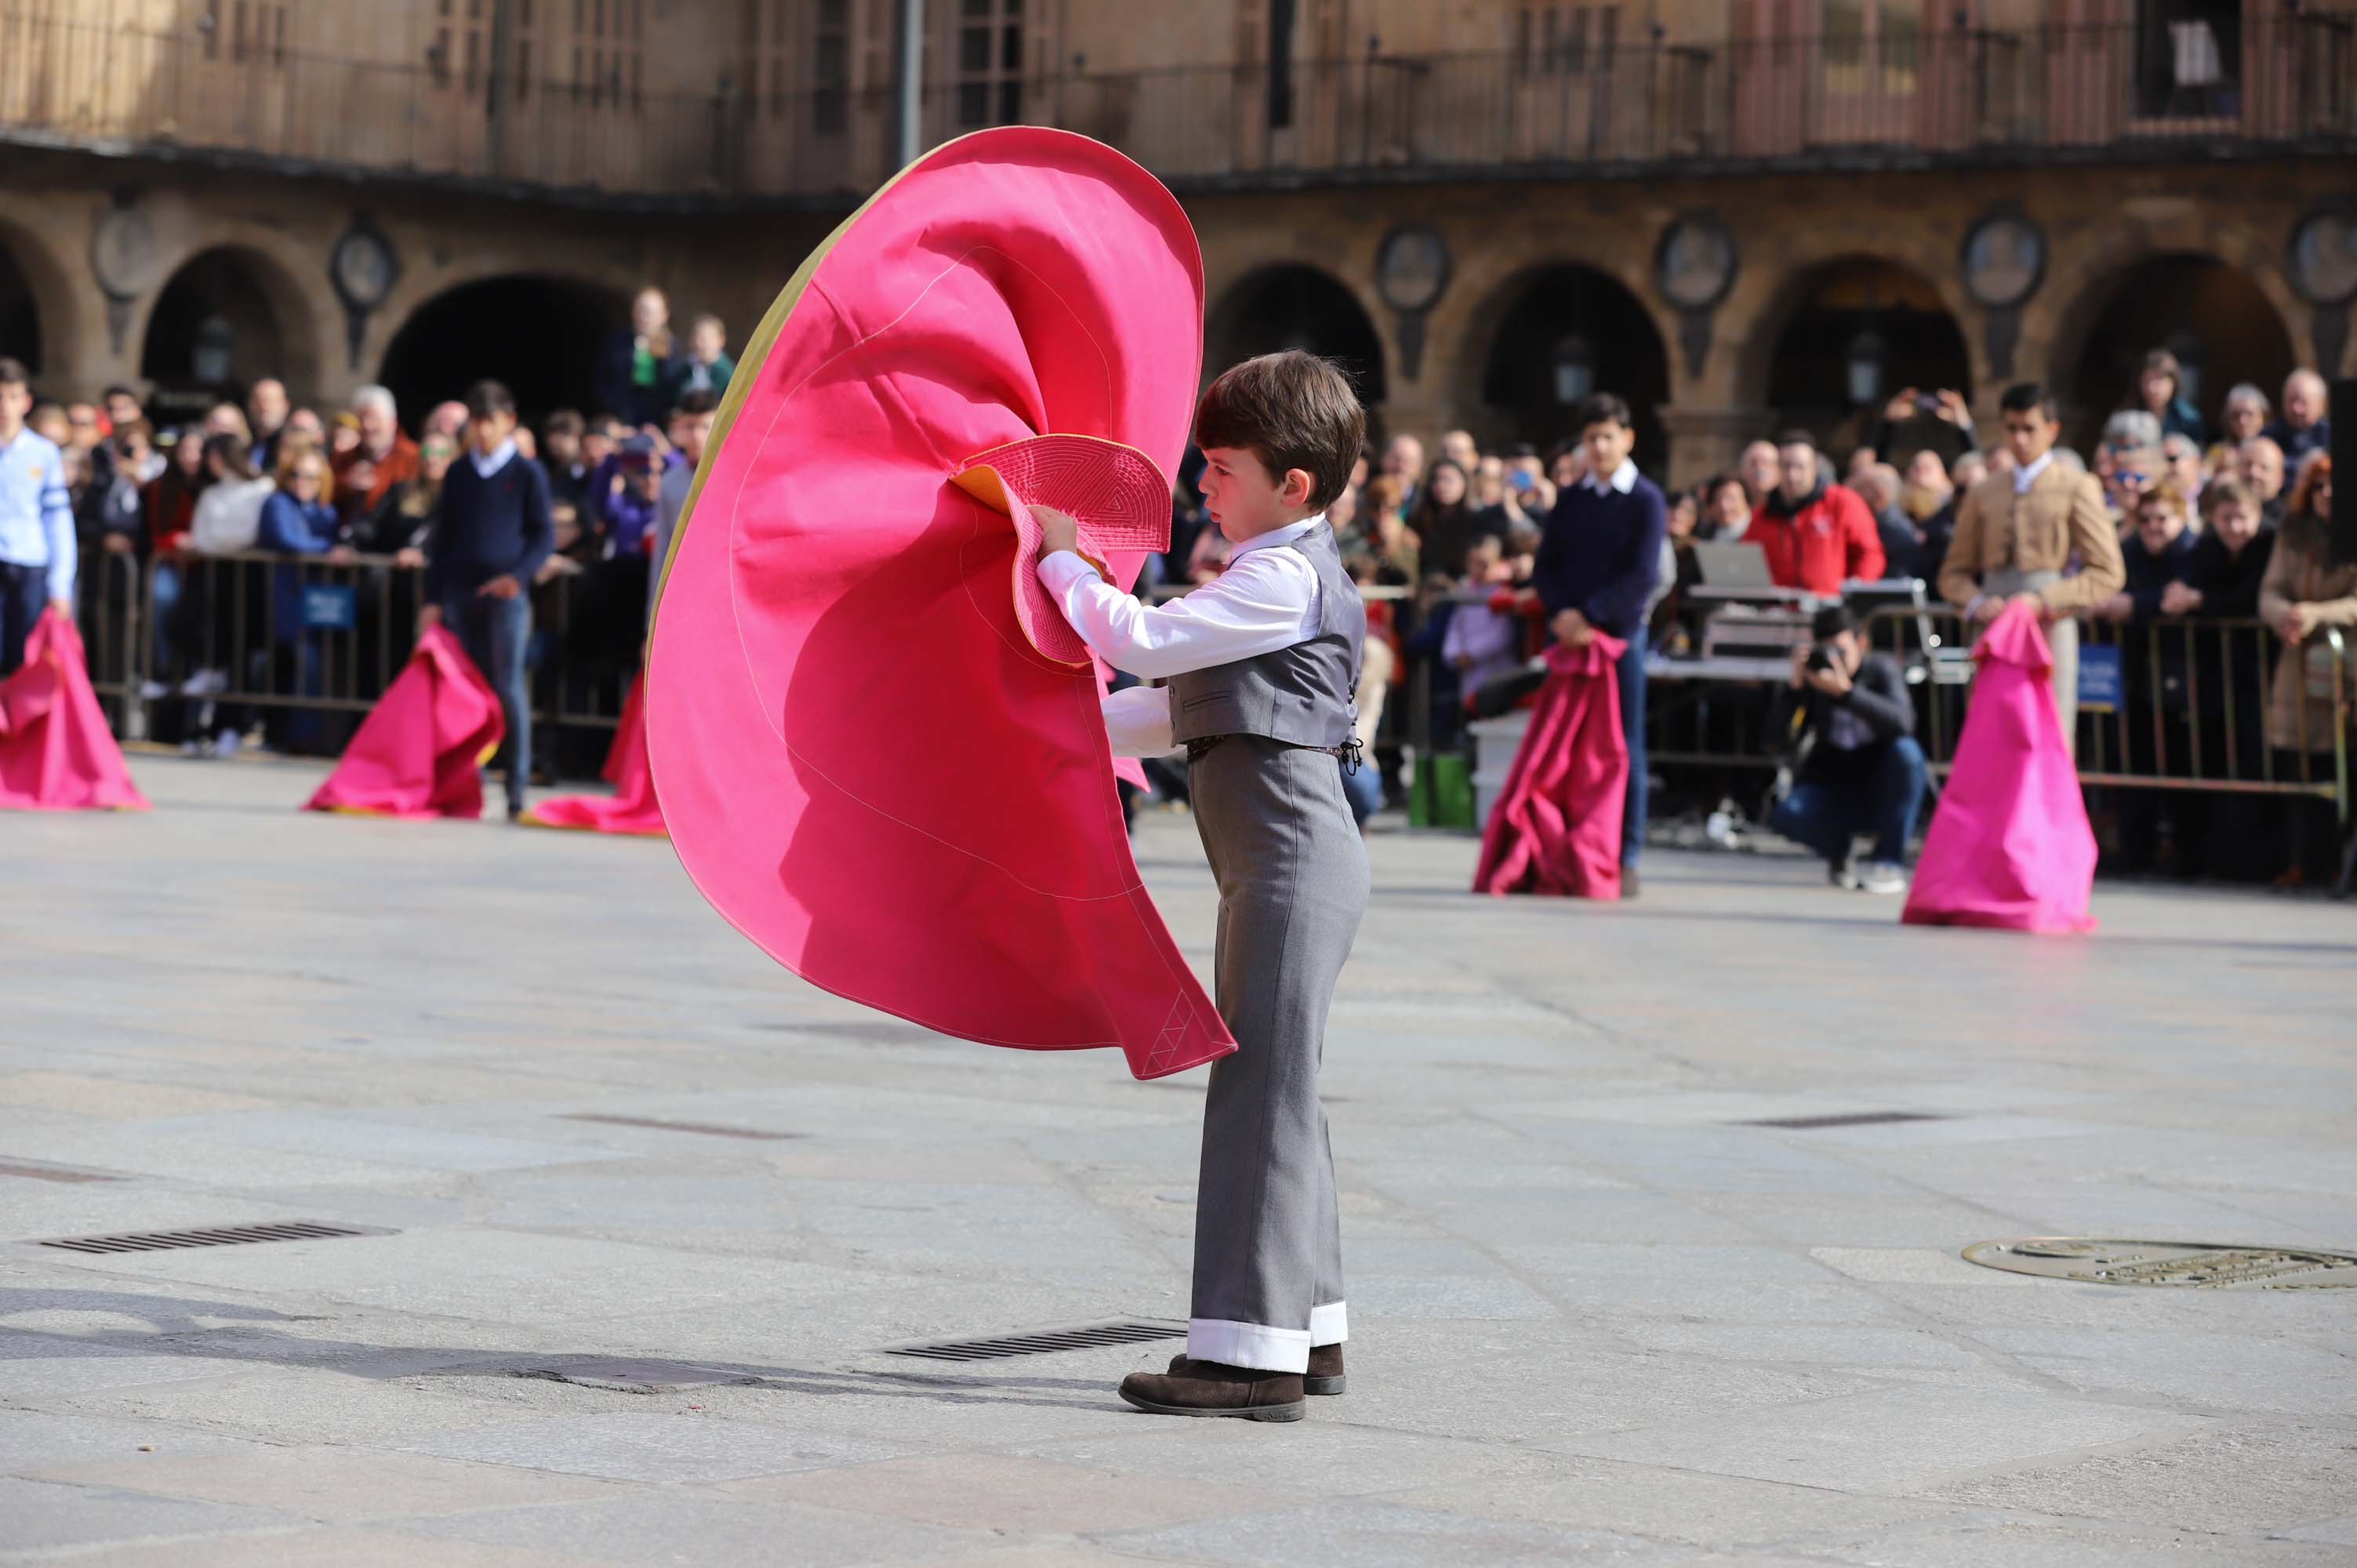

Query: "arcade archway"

xmin=1204 ymin=265 xmax=1388 ymax=408
xmin=2061 ymin=254 xmax=2296 ymax=453
xmin=140 ymin=246 xmax=311 ymax=421
xmin=1762 ymin=256 xmax=1970 ymax=463
xmin=379 ymin=275 xmax=630 ymax=430
xmin=0 ymin=238 xmax=38 ymax=375
xmin=1474 ymin=264 xmax=1671 ymax=474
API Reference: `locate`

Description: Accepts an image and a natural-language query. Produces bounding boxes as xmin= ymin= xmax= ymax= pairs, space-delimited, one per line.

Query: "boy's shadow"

xmin=0 ymin=1287 xmax=1127 ymax=1414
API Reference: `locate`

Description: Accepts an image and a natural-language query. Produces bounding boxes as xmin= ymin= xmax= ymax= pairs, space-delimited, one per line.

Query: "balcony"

xmin=0 ymin=10 xmax=2349 ymax=207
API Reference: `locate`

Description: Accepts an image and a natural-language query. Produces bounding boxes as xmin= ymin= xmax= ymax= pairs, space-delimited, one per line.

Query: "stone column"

xmin=1655 ymin=403 xmax=1774 ymax=491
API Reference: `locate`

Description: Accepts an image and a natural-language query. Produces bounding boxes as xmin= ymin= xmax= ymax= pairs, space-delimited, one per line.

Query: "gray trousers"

xmin=1186 ymin=736 xmax=1369 ymax=1374
xmin=1982 ymin=567 xmax=2077 ymax=758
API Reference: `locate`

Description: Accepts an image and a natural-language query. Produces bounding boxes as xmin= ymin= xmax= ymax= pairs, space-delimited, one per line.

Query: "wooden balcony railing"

xmin=1 ymin=9 xmax=2349 ymax=204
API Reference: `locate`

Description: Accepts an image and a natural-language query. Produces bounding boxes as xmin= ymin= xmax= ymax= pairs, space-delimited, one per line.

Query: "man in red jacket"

xmin=1749 ymin=431 xmax=1884 ymax=595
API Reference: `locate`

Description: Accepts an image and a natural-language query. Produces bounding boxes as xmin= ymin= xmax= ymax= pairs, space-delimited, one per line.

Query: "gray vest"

xmin=1168 ymin=522 xmax=1364 ymax=749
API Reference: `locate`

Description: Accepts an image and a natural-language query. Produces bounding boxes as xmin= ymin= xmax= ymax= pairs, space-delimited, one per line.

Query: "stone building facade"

xmin=1 ymin=0 xmax=2350 ymax=481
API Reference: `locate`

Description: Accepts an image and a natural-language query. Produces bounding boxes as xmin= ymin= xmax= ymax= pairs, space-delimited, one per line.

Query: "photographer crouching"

xmin=1765 ymin=606 xmax=1927 ymax=894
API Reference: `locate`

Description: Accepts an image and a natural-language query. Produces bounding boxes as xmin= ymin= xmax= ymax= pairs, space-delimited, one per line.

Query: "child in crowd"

xmin=419 ymin=380 xmax=554 ymax=821
xmin=664 ymin=314 xmax=736 ymax=404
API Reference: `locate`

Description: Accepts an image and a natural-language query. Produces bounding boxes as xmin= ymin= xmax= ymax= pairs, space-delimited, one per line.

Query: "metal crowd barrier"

xmin=76 ymin=550 xmax=638 ymax=764
xmin=1641 ymin=602 xmax=2348 ymax=824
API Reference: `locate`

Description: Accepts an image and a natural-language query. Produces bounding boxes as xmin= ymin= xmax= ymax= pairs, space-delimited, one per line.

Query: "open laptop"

xmin=1691 ymin=539 xmax=1774 ymax=589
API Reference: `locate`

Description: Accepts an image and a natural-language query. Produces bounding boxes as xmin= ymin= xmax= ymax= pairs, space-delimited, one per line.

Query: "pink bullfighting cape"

xmin=645 ymin=127 xmax=1234 ymax=1080
xmin=0 ymin=610 xmax=149 ymax=811
xmin=521 ymin=672 xmax=665 ymax=837
xmin=1902 ymin=603 xmax=2096 ymax=934
xmin=1472 ymin=634 xmax=1627 ymax=900
xmin=305 ymin=625 xmax=503 ymax=819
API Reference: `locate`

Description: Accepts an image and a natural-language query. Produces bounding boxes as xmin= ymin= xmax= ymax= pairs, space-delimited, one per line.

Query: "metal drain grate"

xmin=558 ymin=1114 xmax=801 ymax=1142
xmin=1741 ymin=1111 xmax=1947 ymax=1130
xmin=31 ymin=1221 xmax=383 ymax=1256
xmin=884 ymin=1320 xmax=1186 ymax=1363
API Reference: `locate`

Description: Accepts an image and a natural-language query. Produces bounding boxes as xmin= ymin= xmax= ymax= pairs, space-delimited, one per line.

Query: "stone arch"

xmin=1458 ymin=262 xmax=1673 ymax=473
xmin=1749 ymin=254 xmax=1974 ymax=458
xmin=2039 ymin=234 xmax=2304 ymax=452
xmin=138 ymin=244 xmax=322 ymax=419
xmin=0 ymin=207 xmax=89 ymax=383
xmin=1204 ymin=263 xmax=1388 ymax=408
xmin=378 ymin=273 xmax=634 ymax=429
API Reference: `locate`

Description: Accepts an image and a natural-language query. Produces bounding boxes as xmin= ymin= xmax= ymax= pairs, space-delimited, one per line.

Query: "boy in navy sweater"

xmin=421 ymin=379 xmax=554 ymax=819
xmin=1531 ymin=393 xmax=1666 ymax=892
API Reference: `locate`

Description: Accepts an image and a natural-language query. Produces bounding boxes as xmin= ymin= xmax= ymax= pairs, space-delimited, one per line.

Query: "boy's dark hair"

xmin=1509 ymin=441 xmax=1539 ymax=459
xmin=673 ymin=388 xmax=721 ymax=418
xmin=1811 ymin=604 xmax=1859 ymax=641
xmin=1574 ymin=392 xmax=1631 ymax=432
xmin=0 ymin=357 xmax=29 ymax=390
xmin=463 ymin=379 xmax=516 ymax=421
xmin=1999 ymin=381 xmax=2059 ymax=422
xmin=543 ymin=408 xmax=584 ymax=437
xmin=1193 ymin=350 xmax=1364 ymax=509
xmin=1774 ymin=427 xmax=1818 ymax=450
xmin=103 ymin=383 xmax=138 ymax=403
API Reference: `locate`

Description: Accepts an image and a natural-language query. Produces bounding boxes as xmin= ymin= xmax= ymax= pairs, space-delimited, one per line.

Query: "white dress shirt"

xmin=1037 ymin=514 xmax=1326 ymax=757
xmin=470 ymin=438 xmax=518 ymax=479
xmin=2011 ymin=450 xmax=2052 ymax=495
xmin=1585 ymin=457 xmax=1639 ymax=495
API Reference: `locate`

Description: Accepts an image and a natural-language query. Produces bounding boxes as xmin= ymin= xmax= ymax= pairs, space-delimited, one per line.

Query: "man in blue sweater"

xmin=1532 ymin=393 xmax=1666 ymax=895
xmin=420 ymin=380 xmax=554 ymax=820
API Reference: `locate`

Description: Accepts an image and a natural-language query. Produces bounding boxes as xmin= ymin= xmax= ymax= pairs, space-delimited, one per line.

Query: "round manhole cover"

xmin=1963 ymin=1238 xmax=2357 ymax=1290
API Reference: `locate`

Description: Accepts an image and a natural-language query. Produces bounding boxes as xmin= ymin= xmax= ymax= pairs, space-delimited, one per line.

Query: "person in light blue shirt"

xmin=0 ymin=358 xmax=76 ymax=674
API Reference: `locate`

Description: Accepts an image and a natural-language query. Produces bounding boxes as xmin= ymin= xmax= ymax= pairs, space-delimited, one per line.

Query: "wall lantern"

xmin=192 ymin=314 xmax=234 ymax=387
xmin=1553 ymin=334 xmax=1595 ymax=405
xmin=1845 ymin=328 xmax=1887 ymax=407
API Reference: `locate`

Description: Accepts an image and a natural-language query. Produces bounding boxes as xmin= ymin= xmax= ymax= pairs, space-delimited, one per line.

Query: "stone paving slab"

xmin=3 ymin=753 xmax=2353 ymax=1565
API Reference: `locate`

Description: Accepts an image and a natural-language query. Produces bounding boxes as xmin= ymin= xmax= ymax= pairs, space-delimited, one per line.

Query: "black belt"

xmin=1186 ymin=734 xmax=1364 ymax=775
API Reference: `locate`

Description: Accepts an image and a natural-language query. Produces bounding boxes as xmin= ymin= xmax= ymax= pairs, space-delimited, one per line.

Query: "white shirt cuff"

xmin=1037 ymin=550 xmax=1102 ymax=599
xmin=1100 ymin=684 xmax=1175 ymax=758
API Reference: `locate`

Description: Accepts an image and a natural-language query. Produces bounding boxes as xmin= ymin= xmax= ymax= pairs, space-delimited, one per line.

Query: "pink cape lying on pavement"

xmin=0 ymin=610 xmax=149 ymax=812
xmin=304 ymin=625 xmax=503 ymax=820
xmin=645 ymin=126 xmax=1233 ymax=1081
xmin=1471 ymin=634 xmax=1626 ymax=900
xmin=1902 ymin=603 xmax=2096 ymax=934
xmin=521 ymin=673 xmax=666 ymax=836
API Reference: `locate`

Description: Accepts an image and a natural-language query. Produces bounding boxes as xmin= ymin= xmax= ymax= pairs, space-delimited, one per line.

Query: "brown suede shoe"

xmin=1119 ymin=1359 xmax=1305 ymax=1421
xmin=1167 ymin=1344 xmax=1345 ymax=1396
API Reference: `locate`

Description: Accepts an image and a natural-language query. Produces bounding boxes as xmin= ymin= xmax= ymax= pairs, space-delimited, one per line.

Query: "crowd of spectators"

xmin=1153 ymin=353 xmax=2337 ymax=885
xmin=3 ymin=301 xmax=2344 ymax=873
xmin=9 ymin=287 xmax=730 ymax=804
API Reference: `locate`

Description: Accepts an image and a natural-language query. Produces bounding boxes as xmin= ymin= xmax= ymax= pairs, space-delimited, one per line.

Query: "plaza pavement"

xmin=3 ymin=752 xmax=2355 ymax=1566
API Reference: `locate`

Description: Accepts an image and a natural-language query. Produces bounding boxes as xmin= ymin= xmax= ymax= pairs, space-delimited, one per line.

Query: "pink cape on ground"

xmin=1471 ymin=634 xmax=1627 ymax=900
xmin=1902 ymin=603 xmax=2096 ymax=934
xmin=0 ymin=610 xmax=149 ymax=811
xmin=520 ymin=673 xmax=666 ymax=837
xmin=645 ymin=127 xmax=1233 ymax=1081
xmin=303 ymin=625 xmax=503 ymax=819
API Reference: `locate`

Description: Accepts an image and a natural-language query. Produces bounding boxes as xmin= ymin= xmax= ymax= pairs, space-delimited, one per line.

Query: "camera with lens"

xmin=1803 ymin=642 xmax=1840 ymax=676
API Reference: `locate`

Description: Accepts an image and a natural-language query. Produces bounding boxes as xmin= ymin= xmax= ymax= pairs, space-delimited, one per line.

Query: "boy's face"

xmin=1200 ymin=445 xmax=1314 ymax=544
xmin=0 ymin=382 xmax=29 ymax=430
xmin=691 ymin=322 xmax=724 ymax=361
xmin=678 ymin=411 xmax=717 ymax=464
xmin=1581 ymin=419 xmax=1632 ymax=478
xmin=471 ymin=409 xmax=517 ymax=456
xmin=546 ymin=429 xmax=580 ymax=464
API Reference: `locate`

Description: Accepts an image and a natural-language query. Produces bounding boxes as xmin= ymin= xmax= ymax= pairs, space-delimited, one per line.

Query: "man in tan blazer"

xmin=1938 ymin=382 xmax=2126 ymax=754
